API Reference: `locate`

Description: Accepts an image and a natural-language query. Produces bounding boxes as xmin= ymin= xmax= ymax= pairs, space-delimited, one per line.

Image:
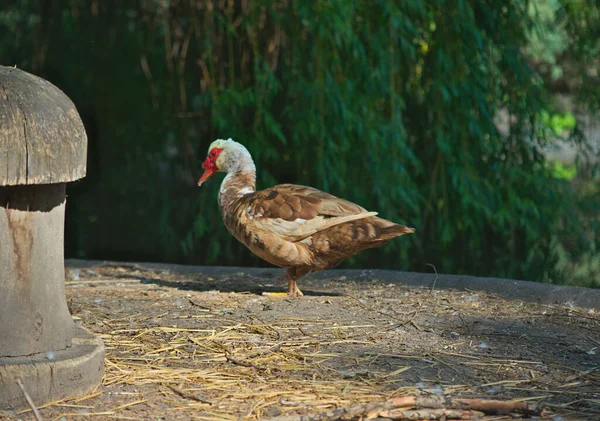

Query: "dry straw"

xmin=13 ymin=264 xmax=599 ymax=420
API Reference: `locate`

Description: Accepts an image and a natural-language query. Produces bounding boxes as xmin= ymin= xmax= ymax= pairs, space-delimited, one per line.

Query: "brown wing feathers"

xmin=246 ymin=184 xmax=367 ymax=221
xmin=312 ymin=216 xmax=413 ymax=256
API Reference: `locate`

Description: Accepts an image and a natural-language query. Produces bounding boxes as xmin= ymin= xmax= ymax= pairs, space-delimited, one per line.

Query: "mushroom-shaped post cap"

xmin=0 ymin=65 xmax=87 ymax=185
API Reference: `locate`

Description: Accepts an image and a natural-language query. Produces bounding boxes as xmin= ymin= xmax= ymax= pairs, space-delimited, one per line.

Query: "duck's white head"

xmin=198 ymin=138 xmax=255 ymax=186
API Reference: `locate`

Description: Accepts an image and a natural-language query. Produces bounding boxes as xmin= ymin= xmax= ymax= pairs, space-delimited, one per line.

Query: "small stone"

xmin=67 ymin=269 xmax=80 ymax=281
xmin=264 ymin=407 xmax=282 ymax=417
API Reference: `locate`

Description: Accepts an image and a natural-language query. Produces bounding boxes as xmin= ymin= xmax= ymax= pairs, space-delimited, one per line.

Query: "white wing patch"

xmin=300 ymin=236 xmax=313 ymax=245
xmin=238 ymin=187 xmax=254 ymax=196
xmin=250 ymin=211 xmax=378 ymax=241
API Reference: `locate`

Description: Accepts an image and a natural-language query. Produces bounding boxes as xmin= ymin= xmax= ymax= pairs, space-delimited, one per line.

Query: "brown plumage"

xmin=198 ymin=139 xmax=414 ymax=297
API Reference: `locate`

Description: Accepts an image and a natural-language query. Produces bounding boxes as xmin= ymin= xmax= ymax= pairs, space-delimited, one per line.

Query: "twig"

xmin=587 ymin=335 xmax=600 ymax=347
xmin=257 ymin=394 xmax=546 ymax=421
xmin=258 ymin=400 xmax=482 ymax=421
xmin=225 ymin=354 xmax=266 ymax=371
xmin=392 ymin=395 xmax=545 ymax=416
xmin=353 ymin=264 xmax=439 ymax=329
xmin=262 ymin=408 xmax=483 ymax=420
xmin=96 ymin=262 xmax=146 ymax=270
xmin=297 ymin=325 xmax=313 ymax=336
xmin=402 ymin=264 xmax=438 ymax=325
xmin=380 ymin=408 xmax=483 ymax=420
xmin=565 ymin=367 xmax=598 ymax=382
xmin=368 ymin=263 xmax=439 ymax=330
xmin=246 ymin=343 xmax=282 ymax=359
xmin=188 ymin=298 xmax=211 ymax=310
xmin=167 ymin=385 xmax=212 ymax=405
xmin=65 ymin=279 xmax=141 ymax=285
xmin=16 ymin=379 xmax=43 ymax=421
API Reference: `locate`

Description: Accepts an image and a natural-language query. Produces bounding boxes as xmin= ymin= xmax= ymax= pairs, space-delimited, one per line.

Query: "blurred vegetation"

xmin=1 ymin=0 xmax=599 ymax=286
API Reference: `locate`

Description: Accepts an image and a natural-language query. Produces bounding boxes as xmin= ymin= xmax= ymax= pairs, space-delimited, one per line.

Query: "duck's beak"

xmin=198 ymin=159 xmax=217 ymax=186
xmin=198 ymin=167 xmax=217 ymax=186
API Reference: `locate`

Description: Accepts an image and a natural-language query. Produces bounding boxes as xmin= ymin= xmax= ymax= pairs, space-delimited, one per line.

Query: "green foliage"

xmin=549 ymin=161 xmax=577 ymax=181
xmin=1 ymin=0 xmax=598 ymax=285
xmin=540 ymin=110 xmax=576 ymax=135
xmin=562 ymin=1 xmax=600 ymax=113
xmin=525 ymin=0 xmax=568 ymax=80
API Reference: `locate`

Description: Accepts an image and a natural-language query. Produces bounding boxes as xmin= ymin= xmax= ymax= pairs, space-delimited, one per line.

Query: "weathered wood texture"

xmin=0 ymin=68 xmax=103 ymax=410
xmin=0 ymin=184 xmax=74 ymax=356
xmin=0 ymin=66 xmax=87 ymax=186
xmin=0 ymin=326 xmax=105 ymax=411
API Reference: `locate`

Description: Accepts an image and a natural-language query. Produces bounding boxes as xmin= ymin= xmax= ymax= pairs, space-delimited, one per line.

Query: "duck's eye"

xmin=207 ymin=147 xmax=223 ymax=163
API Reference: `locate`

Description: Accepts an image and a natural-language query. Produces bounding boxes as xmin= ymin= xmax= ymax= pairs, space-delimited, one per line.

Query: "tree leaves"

xmin=1 ymin=0 xmax=597 ymax=284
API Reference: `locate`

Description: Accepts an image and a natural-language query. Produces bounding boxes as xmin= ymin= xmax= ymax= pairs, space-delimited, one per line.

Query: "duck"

xmin=198 ymin=138 xmax=414 ymax=297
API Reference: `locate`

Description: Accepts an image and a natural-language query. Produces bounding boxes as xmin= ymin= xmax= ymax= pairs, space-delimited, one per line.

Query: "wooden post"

xmin=0 ymin=66 xmax=104 ymax=411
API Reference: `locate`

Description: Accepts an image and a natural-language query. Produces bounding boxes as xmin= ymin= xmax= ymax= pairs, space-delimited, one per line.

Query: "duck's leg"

xmin=263 ymin=268 xmax=311 ymax=298
xmin=287 ymin=268 xmax=312 ymax=298
xmin=263 ymin=269 xmax=295 ymax=297
xmin=287 ymin=277 xmax=304 ymax=297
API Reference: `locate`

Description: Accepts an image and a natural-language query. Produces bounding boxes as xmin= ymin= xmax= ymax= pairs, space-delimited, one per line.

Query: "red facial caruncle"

xmin=198 ymin=147 xmax=224 ymax=186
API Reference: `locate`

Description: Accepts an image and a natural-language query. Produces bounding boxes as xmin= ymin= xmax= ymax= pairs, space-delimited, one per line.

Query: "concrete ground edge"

xmin=66 ymin=259 xmax=600 ymax=310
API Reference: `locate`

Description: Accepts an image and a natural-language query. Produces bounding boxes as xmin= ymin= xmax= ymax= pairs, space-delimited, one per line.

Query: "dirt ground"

xmin=3 ymin=262 xmax=599 ymax=420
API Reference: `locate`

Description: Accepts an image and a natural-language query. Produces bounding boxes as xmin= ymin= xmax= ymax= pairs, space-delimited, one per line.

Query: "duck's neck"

xmin=218 ymin=169 xmax=256 ymax=212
